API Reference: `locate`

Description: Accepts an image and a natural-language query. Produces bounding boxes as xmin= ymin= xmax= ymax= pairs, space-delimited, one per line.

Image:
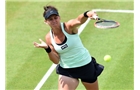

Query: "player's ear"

xmin=59 ymin=16 xmax=61 ymax=20
xmin=44 ymin=20 xmax=48 ymax=24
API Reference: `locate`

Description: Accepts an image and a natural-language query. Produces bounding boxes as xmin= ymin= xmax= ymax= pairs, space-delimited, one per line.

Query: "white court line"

xmin=34 ymin=9 xmax=133 ymax=90
xmin=93 ymin=9 xmax=134 ymax=13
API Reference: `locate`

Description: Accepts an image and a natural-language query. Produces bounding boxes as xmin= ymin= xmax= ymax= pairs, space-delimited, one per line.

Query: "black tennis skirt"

xmin=56 ymin=57 xmax=104 ymax=83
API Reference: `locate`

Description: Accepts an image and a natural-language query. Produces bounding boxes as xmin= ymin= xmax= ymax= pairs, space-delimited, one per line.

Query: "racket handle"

xmin=92 ymin=15 xmax=100 ymax=20
xmin=97 ymin=18 xmax=100 ymax=20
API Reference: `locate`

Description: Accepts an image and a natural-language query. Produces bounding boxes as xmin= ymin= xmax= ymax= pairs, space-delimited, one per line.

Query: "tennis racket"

xmin=94 ymin=18 xmax=120 ymax=29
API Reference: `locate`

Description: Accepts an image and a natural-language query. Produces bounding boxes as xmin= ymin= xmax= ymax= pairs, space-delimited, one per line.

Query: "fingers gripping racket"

xmin=92 ymin=15 xmax=120 ymax=29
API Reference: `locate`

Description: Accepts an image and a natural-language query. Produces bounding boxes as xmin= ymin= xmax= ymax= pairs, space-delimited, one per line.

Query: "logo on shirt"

xmin=61 ymin=44 xmax=68 ymax=50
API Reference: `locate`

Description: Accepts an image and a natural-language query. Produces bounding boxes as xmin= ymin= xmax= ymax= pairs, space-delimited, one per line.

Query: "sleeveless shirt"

xmin=50 ymin=22 xmax=91 ymax=68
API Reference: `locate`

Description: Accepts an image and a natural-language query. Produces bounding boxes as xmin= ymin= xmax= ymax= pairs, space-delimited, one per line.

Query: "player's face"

xmin=46 ymin=15 xmax=60 ymax=27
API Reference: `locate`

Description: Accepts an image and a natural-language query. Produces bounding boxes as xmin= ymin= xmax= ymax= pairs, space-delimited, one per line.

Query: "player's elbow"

xmin=53 ymin=61 xmax=59 ymax=64
xmin=52 ymin=60 xmax=59 ymax=64
xmin=49 ymin=58 xmax=59 ymax=64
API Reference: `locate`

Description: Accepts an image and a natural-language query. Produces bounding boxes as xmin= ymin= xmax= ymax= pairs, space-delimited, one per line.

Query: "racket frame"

xmin=94 ymin=18 xmax=120 ymax=29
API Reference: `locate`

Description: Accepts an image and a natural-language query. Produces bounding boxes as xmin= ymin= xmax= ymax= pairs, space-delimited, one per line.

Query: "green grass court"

xmin=6 ymin=0 xmax=134 ymax=90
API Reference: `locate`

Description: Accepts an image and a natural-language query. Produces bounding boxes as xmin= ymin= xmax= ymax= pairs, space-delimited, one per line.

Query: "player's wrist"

xmin=84 ymin=10 xmax=89 ymax=17
xmin=44 ymin=46 xmax=52 ymax=53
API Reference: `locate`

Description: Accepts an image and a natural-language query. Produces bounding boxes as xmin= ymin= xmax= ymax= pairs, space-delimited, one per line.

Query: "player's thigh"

xmin=82 ymin=80 xmax=99 ymax=90
xmin=58 ymin=75 xmax=79 ymax=90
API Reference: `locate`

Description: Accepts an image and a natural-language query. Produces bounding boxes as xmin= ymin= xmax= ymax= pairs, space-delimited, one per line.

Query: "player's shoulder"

xmin=45 ymin=31 xmax=51 ymax=44
xmin=65 ymin=19 xmax=75 ymax=27
xmin=45 ymin=31 xmax=50 ymax=38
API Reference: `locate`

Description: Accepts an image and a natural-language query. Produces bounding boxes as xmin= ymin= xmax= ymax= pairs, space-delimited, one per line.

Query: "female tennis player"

xmin=33 ymin=5 xmax=104 ymax=90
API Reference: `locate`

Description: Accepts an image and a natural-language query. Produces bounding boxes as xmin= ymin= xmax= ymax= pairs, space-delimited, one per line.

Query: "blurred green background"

xmin=6 ymin=0 xmax=134 ymax=90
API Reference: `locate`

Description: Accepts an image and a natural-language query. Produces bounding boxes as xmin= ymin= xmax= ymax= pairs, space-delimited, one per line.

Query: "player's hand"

xmin=33 ymin=39 xmax=48 ymax=49
xmin=88 ymin=11 xmax=99 ymax=20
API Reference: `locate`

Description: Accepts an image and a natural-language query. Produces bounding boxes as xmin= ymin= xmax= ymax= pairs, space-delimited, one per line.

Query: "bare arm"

xmin=33 ymin=33 xmax=60 ymax=64
xmin=65 ymin=10 xmax=98 ymax=33
xmin=45 ymin=33 xmax=60 ymax=64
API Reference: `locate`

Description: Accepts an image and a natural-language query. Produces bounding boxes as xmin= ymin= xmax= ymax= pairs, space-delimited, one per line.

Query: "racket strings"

xmin=95 ymin=21 xmax=119 ymax=29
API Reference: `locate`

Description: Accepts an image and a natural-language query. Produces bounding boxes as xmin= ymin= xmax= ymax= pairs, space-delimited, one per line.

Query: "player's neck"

xmin=52 ymin=28 xmax=63 ymax=36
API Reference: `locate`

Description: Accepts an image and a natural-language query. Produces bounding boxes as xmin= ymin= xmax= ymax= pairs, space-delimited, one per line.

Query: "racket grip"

xmin=92 ymin=15 xmax=99 ymax=20
xmin=97 ymin=18 xmax=100 ymax=20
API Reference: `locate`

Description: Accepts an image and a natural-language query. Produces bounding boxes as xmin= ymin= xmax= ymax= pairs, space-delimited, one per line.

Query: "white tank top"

xmin=50 ymin=22 xmax=91 ymax=68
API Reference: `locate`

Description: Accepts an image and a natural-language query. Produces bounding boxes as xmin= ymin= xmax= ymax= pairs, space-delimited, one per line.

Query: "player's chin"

xmin=52 ymin=23 xmax=59 ymax=27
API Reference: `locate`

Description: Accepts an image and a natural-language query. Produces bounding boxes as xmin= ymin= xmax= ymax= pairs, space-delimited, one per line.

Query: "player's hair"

xmin=43 ymin=5 xmax=58 ymax=19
